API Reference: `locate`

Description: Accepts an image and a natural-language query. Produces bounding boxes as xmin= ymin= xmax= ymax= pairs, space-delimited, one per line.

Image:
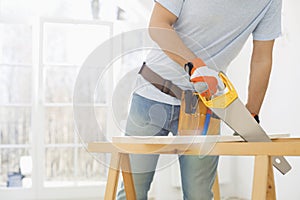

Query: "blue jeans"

xmin=117 ymin=93 xmax=219 ymax=200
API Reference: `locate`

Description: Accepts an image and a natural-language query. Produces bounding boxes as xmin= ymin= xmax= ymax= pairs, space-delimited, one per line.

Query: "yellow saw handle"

xmin=197 ymin=72 xmax=238 ymax=109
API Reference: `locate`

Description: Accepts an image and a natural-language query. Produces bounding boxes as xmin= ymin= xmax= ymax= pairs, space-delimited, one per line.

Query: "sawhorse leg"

xmin=104 ymin=152 xmax=136 ymax=200
xmin=120 ymin=153 xmax=136 ymax=200
xmin=213 ymin=173 xmax=220 ymax=200
xmin=252 ymin=155 xmax=276 ymax=200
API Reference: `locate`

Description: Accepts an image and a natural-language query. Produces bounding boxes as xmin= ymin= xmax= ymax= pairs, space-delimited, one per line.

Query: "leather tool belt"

xmin=138 ymin=62 xmax=220 ymax=136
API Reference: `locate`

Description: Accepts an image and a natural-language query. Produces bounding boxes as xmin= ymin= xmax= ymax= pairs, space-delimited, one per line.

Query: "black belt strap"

xmin=138 ymin=62 xmax=186 ymax=99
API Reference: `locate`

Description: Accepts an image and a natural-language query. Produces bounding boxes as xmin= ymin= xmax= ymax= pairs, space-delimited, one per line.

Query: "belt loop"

xmin=162 ymin=79 xmax=172 ymax=94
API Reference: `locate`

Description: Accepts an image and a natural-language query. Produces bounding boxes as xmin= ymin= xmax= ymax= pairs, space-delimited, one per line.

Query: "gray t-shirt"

xmin=135 ymin=0 xmax=282 ymax=105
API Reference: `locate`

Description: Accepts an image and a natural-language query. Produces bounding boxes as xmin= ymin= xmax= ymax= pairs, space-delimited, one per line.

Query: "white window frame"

xmin=0 ymin=17 xmax=113 ymax=200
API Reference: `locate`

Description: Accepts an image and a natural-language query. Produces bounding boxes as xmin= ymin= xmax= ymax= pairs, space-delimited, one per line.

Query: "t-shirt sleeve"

xmin=154 ymin=0 xmax=184 ymax=17
xmin=252 ymin=0 xmax=282 ymax=40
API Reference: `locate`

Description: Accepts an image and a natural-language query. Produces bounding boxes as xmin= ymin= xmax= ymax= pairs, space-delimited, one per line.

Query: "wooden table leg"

xmin=120 ymin=153 xmax=136 ymax=200
xmin=266 ymin=157 xmax=276 ymax=200
xmin=212 ymin=173 xmax=220 ymax=200
xmin=252 ymin=155 xmax=276 ymax=200
xmin=105 ymin=152 xmax=121 ymax=200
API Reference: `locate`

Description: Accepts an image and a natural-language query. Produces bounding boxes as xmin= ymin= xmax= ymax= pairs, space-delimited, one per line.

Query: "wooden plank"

xmin=120 ymin=154 xmax=136 ymax=200
xmin=88 ymin=141 xmax=300 ymax=156
xmin=104 ymin=152 xmax=121 ymax=200
xmin=87 ymin=142 xmax=118 ymax=153
xmin=112 ymin=134 xmax=290 ymax=144
xmin=252 ymin=155 xmax=269 ymax=200
xmin=86 ymin=136 xmax=300 ymax=153
xmin=209 ymin=141 xmax=300 ymax=156
xmin=113 ymin=135 xmax=241 ymax=144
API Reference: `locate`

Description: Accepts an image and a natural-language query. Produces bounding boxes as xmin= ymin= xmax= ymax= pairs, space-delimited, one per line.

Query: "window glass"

xmin=43 ymin=23 xmax=111 ymax=65
xmin=0 ymin=148 xmax=31 ymax=188
xmin=44 ymin=67 xmax=78 ymax=103
xmin=0 ymin=66 xmax=32 ymax=104
xmin=0 ymin=107 xmax=31 ymax=145
xmin=0 ymin=24 xmax=32 ymax=64
xmin=45 ymin=107 xmax=75 ymax=144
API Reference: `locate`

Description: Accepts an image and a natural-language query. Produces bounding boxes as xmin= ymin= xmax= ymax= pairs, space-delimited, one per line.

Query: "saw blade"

xmin=211 ymin=98 xmax=291 ymax=174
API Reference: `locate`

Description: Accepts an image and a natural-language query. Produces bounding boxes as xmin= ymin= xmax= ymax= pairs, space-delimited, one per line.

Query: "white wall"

xmin=226 ymin=1 xmax=300 ymax=199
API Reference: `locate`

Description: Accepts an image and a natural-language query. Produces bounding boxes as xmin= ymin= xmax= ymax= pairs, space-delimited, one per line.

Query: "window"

xmin=0 ymin=18 xmax=113 ymax=199
xmin=0 ymin=0 xmax=151 ymax=199
xmin=0 ymin=23 xmax=33 ymax=189
xmin=41 ymin=19 xmax=112 ymax=187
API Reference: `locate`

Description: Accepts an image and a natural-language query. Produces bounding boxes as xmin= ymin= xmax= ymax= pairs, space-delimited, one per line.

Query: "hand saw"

xmin=197 ymin=72 xmax=291 ymax=175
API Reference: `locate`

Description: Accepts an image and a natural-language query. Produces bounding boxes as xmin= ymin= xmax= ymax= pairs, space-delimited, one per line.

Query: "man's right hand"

xmin=187 ymin=58 xmax=224 ymax=97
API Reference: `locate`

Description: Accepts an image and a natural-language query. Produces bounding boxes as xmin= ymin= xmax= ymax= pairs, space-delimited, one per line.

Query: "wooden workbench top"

xmin=87 ymin=134 xmax=300 ymax=156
